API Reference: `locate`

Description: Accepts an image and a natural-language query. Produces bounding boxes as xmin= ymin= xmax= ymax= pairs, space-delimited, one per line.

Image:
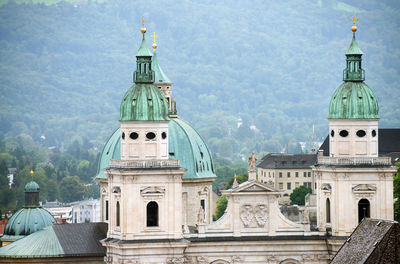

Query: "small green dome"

xmin=3 ymin=208 xmax=56 ymax=237
xmin=120 ymin=84 xmax=170 ymax=121
xmin=328 ymin=82 xmax=379 ymax=119
xmin=24 ymin=181 xmax=40 ymax=192
xmin=96 ymin=118 xmax=216 ymax=179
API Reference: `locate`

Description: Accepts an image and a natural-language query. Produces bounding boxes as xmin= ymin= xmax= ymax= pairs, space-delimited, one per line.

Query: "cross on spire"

xmin=350 ymin=15 xmax=359 ymax=33
xmin=152 ymin=32 xmax=159 ymax=52
xmin=139 ymin=16 xmax=148 ymax=35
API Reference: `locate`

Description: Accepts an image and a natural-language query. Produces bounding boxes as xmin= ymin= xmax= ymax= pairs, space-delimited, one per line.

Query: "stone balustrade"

xmin=317 ymin=156 xmax=391 ymax=166
xmin=109 ymin=159 xmax=180 ymax=169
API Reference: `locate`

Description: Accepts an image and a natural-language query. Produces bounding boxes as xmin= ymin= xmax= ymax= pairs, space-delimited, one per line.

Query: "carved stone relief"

xmin=240 ymin=204 xmax=268 ymax=227
xmin=196 ymin=256 xmax=208 ymax=264
xmin=166 ymin=257 xmax=186 ymax=264
xmin=240 ymin=204 xmax=254 ymax=227
xmin=231 ymin=255 xmax=242 ymax=263
xmin=254 ymin=204 xmax=268 ymax=227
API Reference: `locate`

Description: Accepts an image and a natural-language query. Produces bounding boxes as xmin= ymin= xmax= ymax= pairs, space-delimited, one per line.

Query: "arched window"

xmin=147 ymin=201 xmax=158 ymax=227
xmin=358 ymin=199 xmax=370 ymax=223
xmin=326 ymin=198 xmax=331 ymax=223
xmin=105 ymin=200 xmax=109 ymax=221
xmin=116 ymin=201 xmax=120 ymax=227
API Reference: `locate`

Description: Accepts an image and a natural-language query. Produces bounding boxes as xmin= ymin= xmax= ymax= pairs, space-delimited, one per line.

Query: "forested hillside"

xmin=0 ymin=0 xmax=399 ymax=161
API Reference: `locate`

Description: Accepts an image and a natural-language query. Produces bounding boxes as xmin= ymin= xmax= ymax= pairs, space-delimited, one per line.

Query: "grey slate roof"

xmin=331 ymin=219 xmax=400 ymax=264
xmin=54 ymin=222 xmax=107 ymax=257
xmin=319 ymin=128 xmax=400 ymax=158
xmin=257 ymin=153 xmax=317 ymax=169
xmin=0 ymin=223 xmax=107 ymax=258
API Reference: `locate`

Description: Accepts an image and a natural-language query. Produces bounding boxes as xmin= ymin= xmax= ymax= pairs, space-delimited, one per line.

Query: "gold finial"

xmin=139 ymin=16 xmax=148 ymax=35
xmin=152 ymin=32 xmax=159 ymax=52
xmin=30 ymin=162 xmax=34 ymax=179
xmin=350 ymin=15 xmax=359 ymax=33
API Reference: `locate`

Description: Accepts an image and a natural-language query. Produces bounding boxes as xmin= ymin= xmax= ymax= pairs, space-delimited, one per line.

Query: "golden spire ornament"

xmin=350 ymin=15 xmax=359 ymax=33
xmin=30 ymin=162 xmax=34 ymax=180
xmin=152 ymin=32 xmax=159 ymax=52
xmin=139 ymin=16 xmax=148 ymax=35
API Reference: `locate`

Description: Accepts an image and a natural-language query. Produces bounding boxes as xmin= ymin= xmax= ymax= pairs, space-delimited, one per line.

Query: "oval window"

xmin=356 ymin=130 xmax=366 ymax=137
xmin=122 ymin=132 xmax=125 ymax=140
xmin=161 ymin=132 xmax=167 ymax=139
xmin=372 ymin=130 xmax=377 ymax=137
xmin=339 ymin=130 xmax=349 ymax=137
xmin=146 ymin=132 xmax=156 ymax=140
xmin=330 ymin=130 xmax=335 ymax=137
xmin=130 ymin=132 xmax=139 ymax=140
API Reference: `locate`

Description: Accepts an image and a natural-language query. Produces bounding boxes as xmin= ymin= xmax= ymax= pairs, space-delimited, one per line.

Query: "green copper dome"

xmin=328 ymin=82 xmax=379 ymax=119
xmin=328 ymin=32 xmax=378 ymax=119
xmin=25 ymin=181 xmax=40 ymax=192
xmin=3 ymin=208 xmax=56 ymax=238
xmin=96 ymin=118 xmax=216 ymax=179
xmin=120 ymin=84 xmax=170 ymax=121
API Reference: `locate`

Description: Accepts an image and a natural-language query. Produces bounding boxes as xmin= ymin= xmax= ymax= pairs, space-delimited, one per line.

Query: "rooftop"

xmin=331 ymin=219 xmax=400 ymax=264
xmin=257 ymin=153 xmax=317 ymax=169
xmin=0 ymin=223 xmax=107 ymax=258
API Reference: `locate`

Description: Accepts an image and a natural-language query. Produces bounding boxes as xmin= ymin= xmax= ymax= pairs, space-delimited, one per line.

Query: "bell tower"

xmin=102 ymin=18 xmax=188 ymax=263
xmin=314 ymin=18 xmax=396 ymax=237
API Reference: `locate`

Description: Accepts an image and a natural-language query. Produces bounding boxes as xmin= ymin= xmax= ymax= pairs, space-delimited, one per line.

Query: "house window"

xmin=295 ymin=172 xmax=299 ymax=177
xmin=308 ymin=172 xmax=311 ymax=177
xmin=279 ymin=183 xmax=283 ymax=189
xmin=303 ymin=172 xmax=306 ymax=177
xmin=295 ymin=182 xmax=299 ymax=188
xmin=287 ymin=183 xmax=291 ymax=190
xmin=279 ymin=172 xmax=282 ymax=178
xmin=147 ymin=201 xmax=159 ymax=227
xmin=116 ymin=201 xmax=120 ymax=227
xmin=287 ymin=172 xmax=291 ymax=178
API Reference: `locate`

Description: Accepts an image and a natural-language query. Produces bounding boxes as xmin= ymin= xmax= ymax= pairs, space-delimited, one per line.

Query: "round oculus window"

xmin=122 ymin=132 xmax=125 ymax=140
xmin=372 ymin=130 xmax=377 ymax=137
xmin=330 ymin=130 xmax=335 ymax=137
xmin=146 ymin=132 xmax=156 ymax=140
xmin=130 ymin=132 xmax=139 ymax=140
xmin=161 ymin=132 xmax=167 ymax=139
xmin=356 ymin=130 xmax=366 ymax=137
xmin=339 ymin=130 xmax=349 ymax=137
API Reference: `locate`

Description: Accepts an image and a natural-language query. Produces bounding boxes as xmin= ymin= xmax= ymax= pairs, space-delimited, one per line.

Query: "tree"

xmin=59 ymin=176 xmax=87 ymax=202
xmin=290 ymin=186 xmax=312 ymax=206
xmin=214 ymin=195 xmax=228 ymax=220
xmin=225 ymin=173 xmax=248 ymax=189
xmin=47 ymin=179 xmax=58 ymax=202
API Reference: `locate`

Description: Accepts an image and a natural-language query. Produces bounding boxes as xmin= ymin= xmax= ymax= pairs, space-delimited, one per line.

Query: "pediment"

xmin=140 ymin=186 xmax=165 ymax=194
xmin=352 ymin=184 xmax=376 ymax=192
xmin=233 ymin=180 xmax=277 ymax=193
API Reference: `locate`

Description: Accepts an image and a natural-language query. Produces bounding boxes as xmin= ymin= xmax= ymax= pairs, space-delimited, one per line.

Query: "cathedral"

xmin=0 ymin=18 xmax=397 ymax=264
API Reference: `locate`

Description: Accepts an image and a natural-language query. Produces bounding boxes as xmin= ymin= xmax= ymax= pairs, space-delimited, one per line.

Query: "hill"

xmin=0 ymin=0 xmax=399 ymax=160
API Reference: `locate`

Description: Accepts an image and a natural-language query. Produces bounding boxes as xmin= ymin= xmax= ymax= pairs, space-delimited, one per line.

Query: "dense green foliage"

xmin=213 ymin=172 xmax=248 ymax=220
xmin=0 ymin=137 xmax=99 ymax=213
xmin=394 ymin=162 xmax=400 ymax=222
xmin=213 ymin=195 xmax=228 ymax=221
xmin=0 ymin=0 xmax=399 ymax=162
xmin=290 ymin=186 xmax=312 ymax=205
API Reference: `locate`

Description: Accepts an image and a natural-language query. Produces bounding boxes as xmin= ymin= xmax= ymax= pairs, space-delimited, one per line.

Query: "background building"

xmin=257 ymin=153 xmax=316 ymax=204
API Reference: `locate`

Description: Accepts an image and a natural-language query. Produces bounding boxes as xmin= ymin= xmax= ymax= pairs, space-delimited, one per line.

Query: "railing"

xmin=317 ymin=156 xmax=391 ymax=166
xmin=109 ymin=159 xmax=180 ymax=169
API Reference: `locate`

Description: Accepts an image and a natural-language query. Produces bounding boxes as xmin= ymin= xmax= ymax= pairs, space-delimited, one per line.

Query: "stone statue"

xmin=248 ymin=152 xmax=257 ymax=171
xmin=198 ymin=206 xmax=205 ymax=224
